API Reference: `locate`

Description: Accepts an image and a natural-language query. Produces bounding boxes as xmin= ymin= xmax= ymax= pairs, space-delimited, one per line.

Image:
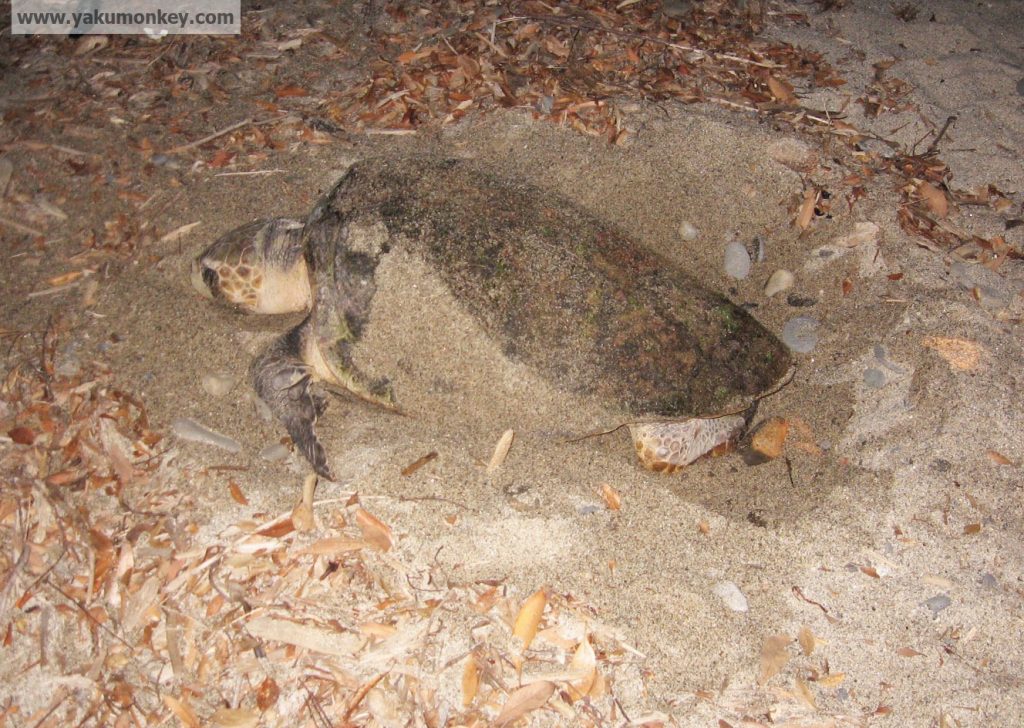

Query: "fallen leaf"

xmin=8 ymin=426 xmax=35 ymax=445
xmin=798 ymin=625 xmax=816 ymax=656
xmin=795 ymin=188 xmax=817 ymax=230
xmin=487 ymin=429 xmax=514 ymax=473
xmin=227 ymin=480 xmax=248 ymax=506
xmin=47 ymin=270 xmax=84 ymax=286
xmin=985 ymin=449 xmax=1013 ymax=466
xmin=600 ymin=483 xmax=621 ymax=510
xmin=860 ymin=565 xmax=880 ymax=578
xmin=758 ymin=634 xmax=791 ymax=684
xmin=818 ymin=672 xmax=845 ymax=687
xmin=355 ymin=508 xmax=392 ymax=551
xmin=918 ymin=181 xmax=948 ymax=218
xmin=462 ymin=654 xmax=479 ymax=706
xmin=209 ymin=708 xmax=260 ymax=728
xmin=962 ymin=523 xmax=981 ymax=535
xmin=494 ymin=681 xmax=555 ymax=727
xmin=513 ymin=588 xmax=547 ymax=651
xmin=256 ymin=677 xmax=279 ymax=711
xmin=162 ymin=695 xmax=200 ymax=728
xmin=767 ymin=75 xmax=797 ymax=104
xmin=897 ymin=646 xmax=923 ymax=657
xmin=565 ymin=637 xmax=598 ymax=700
xmin=922 ymin=336 xmax=985 ymax=371
xmin=274 ymin=85 xmax=308 ymax=98
xmin=751 ymin=418 xmax=789 ymax=459
xmin=794 ymin=676 xmax=817 ymax=708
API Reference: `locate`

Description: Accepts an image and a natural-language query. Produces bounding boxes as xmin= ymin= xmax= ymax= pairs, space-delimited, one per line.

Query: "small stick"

xmin=0 ymin=215 xmax=44 ymax=237
xmin=924 ymin=115 xmax=956 ymax=157
xmin=165 ymin=117 xmax=254 ymax=154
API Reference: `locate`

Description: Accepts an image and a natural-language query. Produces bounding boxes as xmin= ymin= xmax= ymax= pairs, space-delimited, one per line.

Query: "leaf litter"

xmin=0 ymin=328 xmax=654 ymax=725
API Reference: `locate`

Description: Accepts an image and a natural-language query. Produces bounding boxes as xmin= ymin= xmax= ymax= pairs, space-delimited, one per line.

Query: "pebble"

xmin=678 ymin=220 xmax=700 ymax=241
xmin=723 ymin=241 xmax=751 ymax=279
xmin=260 ymin=443 xmax=291 ymax=462
xmin=782 ymin=316 xmax=820 ymax=353
xmin=863 ymin=367 xmax=886 ymax=388
xmin=713 ymin=580 xmax=749 ymax=612
xmin=172 ymin=418 xmax=241 ymax=453
xmin=786 ymin=293 xmax=817 ymax=307
xmin=979 ymin=573 xmax=998 ymax=589
xmin=764 ymin=269 xmax=794 ymax=297
xmin=923 ymin=594 xmax=952 ymax=616
xmin=201 ymin=373 xmax=236 ymax=397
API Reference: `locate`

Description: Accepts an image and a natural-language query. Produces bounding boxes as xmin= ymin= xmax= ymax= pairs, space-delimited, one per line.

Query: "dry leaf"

xmin=758 ymin=634 xmax=791 ymax=684
xmin=794 ymin=676 xmax=817 ymax=709
xmin=162 ymin=695 xmax=200 ymax=728
xmin=462 ymin=654 xmax=479 ymax=707
xmin=985 ymin=449 xmax=1013 ymax=466
xmin=565 ymin=637 xmax=598 ymax=700
xmin=921 ymin=336 xmax=985 ymax=371
xmin=494 ymin=681 xmax=555 ymax=727
xmin=698 ymin=520 xmax=711 ymax=535
xmin=860 ymin=565 xmax=880 ymax=578
xmin=795 ymin=188 xmax=817 ymax=230
xmin=227 ymin=480 xmax=248 ymax=506
xmin=355 ymin=508 xmax=393 ymax=551
xmin=246 ymin=616 xmax=361 ymax=657
xmin=897 ymin=646 xmax=923 ymax=657
xmin=818 ymin=672 xmax=845 ymax=687
xmin=767 ymin=76 xmax=797 ymax=104
xmin=47 ymin=270 xmax=83 ymax=286
xmin=513 ymin=588 xmax=547 ymax=651
xmin=962 ymin=523 xmax=981 ymax=535
xmin=274 ymin=84 xmax=308 ymax=98
xmin=798 ymin=625 xmax=816 ymax=656
xmin=600 ymin=483 xmax=621 ymax=511
xmin=209 ymin=708 xmax=260 ymax=728
xmin=487 ymin=429 xmax=515 ymax=473
xmin=299 ymin=536 xmax=365 ymax=556
xmin=752 ymin=418 xmax=789 ymax=459
xmin=918 ymin=181 xmax=949 ymax=218
xmin=8 ymin=426 xmax=35 ymax=445
xmin=256 ymin=677 xmax=279 ymax=711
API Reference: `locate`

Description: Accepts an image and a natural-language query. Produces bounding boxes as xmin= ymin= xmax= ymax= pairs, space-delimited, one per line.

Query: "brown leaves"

xmin=494 ymin=681 xmax=555 ymax=726
xmin=758 ymin=634 xmax=791 ymax=684
xmin=355 ymin=507 xmax=393 ymax=551
xmin=512 ymin=588 xmax=547 ymax=651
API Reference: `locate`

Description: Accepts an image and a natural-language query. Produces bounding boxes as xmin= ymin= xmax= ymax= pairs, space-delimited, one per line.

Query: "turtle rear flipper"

xmin=252 ymin=318 xmax=333 ymax=479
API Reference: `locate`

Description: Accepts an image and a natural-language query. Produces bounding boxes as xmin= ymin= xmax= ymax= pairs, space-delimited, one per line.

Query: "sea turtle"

xmin=192 ymin=157 xmax=791 ymax=478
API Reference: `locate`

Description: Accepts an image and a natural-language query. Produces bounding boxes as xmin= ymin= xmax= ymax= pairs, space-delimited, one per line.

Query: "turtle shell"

xmin=301 ymin=157 xmax=790 ymax=421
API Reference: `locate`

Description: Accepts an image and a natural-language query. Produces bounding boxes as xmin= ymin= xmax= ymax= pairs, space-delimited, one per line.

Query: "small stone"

xmin=577 ymin=504 xmax=601 ymax=516
xmin=260 ymin=443 xmax=291 ymax=462
xmin=923 ymin=594 xmax=952 ymax=616
xmin=863 ymin=367 xmax=886 ymax=388
xmin=713 ymin=580 xmax=749 ymax=612
xmin=782 ymin=316 xmax=819 ymax=353
xmin=723 ymin=241 xmax=751 ymax=279
xmin=764 ymin=269 xmax=794 ymax=297
xmin=678 ymin=220 xmax=700 ymax=241
xmin=172 ymin=418 xmax=241 ymax=453
xmin=201 ymin=373 xmax=236 ymax=397
xmin=786 ymin=293 xmax=817 ymax=307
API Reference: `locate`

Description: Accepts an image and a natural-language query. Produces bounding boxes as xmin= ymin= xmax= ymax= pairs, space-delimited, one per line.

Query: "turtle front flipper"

xmin=252 ymin=318 xmax=333 ymax=479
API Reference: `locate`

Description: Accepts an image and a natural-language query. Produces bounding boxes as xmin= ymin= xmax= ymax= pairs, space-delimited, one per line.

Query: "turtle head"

xmin=192 ymin=218 xmax=312 ymax=314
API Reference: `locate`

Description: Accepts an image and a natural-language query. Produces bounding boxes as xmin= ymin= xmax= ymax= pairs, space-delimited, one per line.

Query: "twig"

xmin=27 ymin=281 xmax=80 ymax=299
xmin=165 ymin=118 xmax=254 ymax=154
xmin=924 ymin=115 xmax=957 ymax=157
xmin=0 ymin=215 xmax=45 ymax=237
xmin=213 ymin=169 xmax=286 ymax=177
